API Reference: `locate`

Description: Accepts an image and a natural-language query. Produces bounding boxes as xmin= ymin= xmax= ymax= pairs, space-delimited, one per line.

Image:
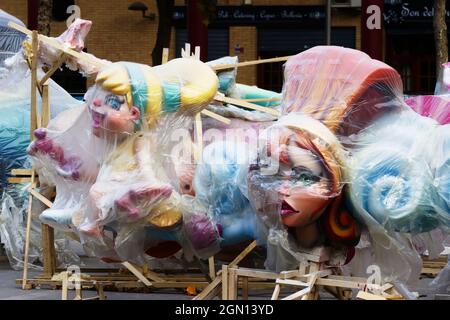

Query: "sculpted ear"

xmin=130 ymin=106 xmax=141 ymax=121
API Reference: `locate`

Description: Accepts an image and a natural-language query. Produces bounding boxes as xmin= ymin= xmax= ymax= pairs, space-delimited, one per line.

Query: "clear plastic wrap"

xmin=28 ymin=57 xmax=219 ymax=263
xmin=247 ymin=113 xmax=360 ymax=271
xmin=282 ymin=46 xmax=404 ymax=137
xmin=279 ymin=45 xmax=449 ymax=284
xmin=0 ymin=36 xmax=81 ymax=204
xmin=0 ymin=10 xmax=26 ymax=67
xmin=405 ymin=95 xmax=450 ymax=125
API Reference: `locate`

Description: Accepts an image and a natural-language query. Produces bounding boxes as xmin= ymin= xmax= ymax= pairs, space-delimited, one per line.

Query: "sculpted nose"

xmin=92 ymin=99 xmax=102 ymax=107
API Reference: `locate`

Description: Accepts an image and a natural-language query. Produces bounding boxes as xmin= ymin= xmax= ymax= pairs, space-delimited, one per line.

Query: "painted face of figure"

xmin=248 ymin=126 xmax=340 ymax=229
xmin=87 ymin=86 xmax=141 ymax=138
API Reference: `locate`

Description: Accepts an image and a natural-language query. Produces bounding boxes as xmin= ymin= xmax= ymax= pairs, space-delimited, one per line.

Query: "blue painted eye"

xmin=105 ymin=94 xmax=123 ymax=110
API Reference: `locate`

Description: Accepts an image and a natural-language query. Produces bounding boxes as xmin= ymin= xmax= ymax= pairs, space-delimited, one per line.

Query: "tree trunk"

xmin=152 ymin=0 xmax=175 ymax=66
xmin=434 ymin=0 xmax=448 ymax=73
xmin=37 ymin=0 xmax=52 ymax=36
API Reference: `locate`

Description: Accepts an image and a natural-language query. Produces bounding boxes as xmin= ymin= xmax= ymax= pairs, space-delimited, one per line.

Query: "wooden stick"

xmin=228 ymin=268 xmax=238 ymax=300
xmin=161 ymin=48 xmax=169 ymax=64
xmin=39 ymin=53 xmax=66 ymax=88
xmin=282 ymin=286 xmax=312 ymax=300
xmin=229 ymin=240 xmax=257 ymax=268
xmin=271 ymin=284 xmax=281 ymax=300
xmin=7 ymin=177 xmax=32 ymax=184
xmin=121 ymin=262 xmax=152 ymax=287
xmin=243 ymin=97 xmax=281 ymax=103
xmin=192 ymin=271 xmax=222 ymax=300
xmin=214 ymin=95 xmax=280 ymax=116
xmin=356 ymin=291 xmax=387 ymax=300
xmin=221 ymin=265 xmax=228 ymax=300
xmin=11 ymin=169 xmax=34 ymax=176
xmin=30 ymin=30 xmax=38 ymax=140
xmin=241 ymin=276 xmax=249 ymax=300
xmin=41 ymin=81 xmax=50 ymax=128
xmin=8 ymin=22 xmax=107 ymax=69
xmin=28 ymin=188 xmax=53 ymax=208
xmin=61 ymin=271 xmax=68 ymax=300
xmin=21 ymin=177 xmax=36 ymax=289
xmin=212 ymin=56 xmax=291 ymax=71
xmin=208 ymin=256 xmax=216 ymax=280
xmin=201 ymin=109 xmax=231 ymax=125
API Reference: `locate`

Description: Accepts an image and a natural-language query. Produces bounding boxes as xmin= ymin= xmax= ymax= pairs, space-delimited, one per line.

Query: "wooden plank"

xmin=61 ymin=271 xmax=68 ymax=300
xmin=29 ymin=188 xmax=53 ymax=208
xmin=271 ymin=284 xmax=281 ymax=300
xmin=143 ymin=268 xmax=166 ymax=283
xmin=212 ymin=56 xmax=291 ymax=71
xmin=162 ymin=48 xmax=169 ymax=64
xmin=214 ymin=95 xmax=280 ymax=116
xmin=229 ymin=240 xmax=257 ymax=268
xmin=234 ymin=267 xmax=279 ymax=280
xmin=221 ymin=265 xmax=228 ymax=300
xmin=283 ymin=287 xmax=312 ymax=300
xmin=276 ymin=279 xmax=309 ymax=287
xmin=121 ymin=262 xmax=152 ymax=287
xmin=241 ymin=276 xmax=249 ymax=300
xmin=193 ymin=272 xmax=223 ymax=300
xmin=22 ymin=178 xmax=36 ymax=289
xmin=8 ymin=177 xmax=32 ymax=184
xmin=208 ymin=256 xmax=216 ymax=280
xmin=315 ymin=277 xmax=367 ymax=290
xmin=8 ymin=22 xmax=107 ymax=69
xmin=39 ymin=53 xmax=66 ymax=87
xmin=41 ymin=81 xmax=50 ymax=127
xmin=244 ymin=97 xmax=281 ymax=103
xmin=201 ymin=109 xmax=231 ymax=125
xmin=11 ymin=169 xmax=34 ymax=176
xmin=228 ymin=268 xmax=238 ymax=300
xmin=41 ymin=223 xmax=56 ymax=277
xmin=356 ymin=291 xmax=387 ymax=300
xmin=30 ymin=30 xmax=38 ymax=139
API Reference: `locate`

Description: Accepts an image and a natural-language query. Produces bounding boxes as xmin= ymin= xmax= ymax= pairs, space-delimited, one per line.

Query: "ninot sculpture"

xmin=22 ymin=19 xmax=448 ymax=283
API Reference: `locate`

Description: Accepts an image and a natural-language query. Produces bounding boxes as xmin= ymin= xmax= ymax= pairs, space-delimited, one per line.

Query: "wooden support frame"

xmin=219 ymin=246 xmax=405 ymax=301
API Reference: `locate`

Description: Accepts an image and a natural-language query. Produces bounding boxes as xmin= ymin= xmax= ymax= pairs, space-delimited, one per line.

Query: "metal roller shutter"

xmin=175 ymin=28 xmax=229 ymax=60
xmin=258 ymin=27 xmax=356 ymax=53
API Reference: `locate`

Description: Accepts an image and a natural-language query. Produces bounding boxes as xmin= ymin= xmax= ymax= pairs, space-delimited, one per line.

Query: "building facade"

xmin=1 ymin=0 xmax=447 ymax=94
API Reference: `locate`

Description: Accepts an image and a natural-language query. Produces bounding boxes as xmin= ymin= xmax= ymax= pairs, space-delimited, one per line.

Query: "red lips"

xmin=281 ymin=200 xmax=299 ymax=217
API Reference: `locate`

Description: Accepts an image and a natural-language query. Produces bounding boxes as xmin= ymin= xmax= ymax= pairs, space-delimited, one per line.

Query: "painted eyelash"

xmin=104 ymin=94 xmax=124 ymax=110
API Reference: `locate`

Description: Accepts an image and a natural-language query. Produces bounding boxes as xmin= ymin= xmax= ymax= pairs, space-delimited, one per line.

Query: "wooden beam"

xmin=30 ymin=30 xmax=38 ymax=140
xmin=121 ymin=262 xmax=152 ymax=287
xmin=11 ymin=169 xmax=34 ymax=176
xmin=22 ymin=177 xmax=36 ymax=289
xmin=39 ymin=53 xmax=66 ymax=87
xmin=356 ymin=290 xmax=387 ymax=300
xmin=229 ymin=240 xmax=257 ymax=268
xmin=192 ymin=271 xmax=223 ymax=300
xmin=8 ymin=22 xmax=107 ymax=70
xmin=214 ymin=95 xmax=280 ymax=116
xmin=212 ymin=56 xmax=291 ymax=71
xmin=201 ymin=109 xmax=231 ymax=125
xmin=8 ymin=177 xmax=32 ymax=184
xmin=28 ymin=188 xmax=53 ymax=208
xmin=221 ymin=265 xmax=228 ymax=300
xmin=41 ymin=223 xmax=57 ymax=277
xmin=161 ymin=48 xmax=169 ymax=64
xmin=243 ymin=97 xmax=281 ymax=103
xmin=41 ymin=82 xmax=50 ymax=127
